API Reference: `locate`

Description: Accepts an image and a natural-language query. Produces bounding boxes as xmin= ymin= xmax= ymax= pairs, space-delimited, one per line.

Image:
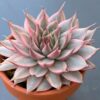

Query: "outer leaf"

xmin=67 ymin=54 xmax=88 ymax=71
xmin=38 ymin=58 xmax=55 ymax=68
xmin=27 ymin=76 xmax=43 ymax=92
xmin=46 ymin=72 xmax=62 ymax=89
xmin=12 ymin=67 xmax=30 ymax=80
xmin=10 ymin=40 xmax=29 ymax=57
xmin=49 ymin=61 xmax=67 ymax=74
xmin=62 ymin=77 xmax=70 ymax=85
xmin=62 ymin=71 xmax=83 ymax=83
xmin=83 ymin=60 xmax=96 ymax=70
xmin=67 ymin=39 xmax=84 ymax=53
xmin=0 ymin=46 xmax=15 ymax=57
xmin=0 ymin=61 xmax=16 ymax=71
xmin=71 ymin=25 xmax=94 ymax=40
xmin=10 ymin=55 xmax=37 ymax=67
xmin=0 ymin=40 xmax=15 ymax=51
xmin=37 ymin=79 xmax=51 ymax=91
xmin=14 ymin=78 xmax=27 ymax=85
xmin=77 ymin=45 xmax=99 ymax=60
xmin=8 ymin=21 xmax=28 ymax=41
xmin=29 ymin=65 xmax=48 ymax=77
xmin=85 ymin=28 xmax=96 ymax=40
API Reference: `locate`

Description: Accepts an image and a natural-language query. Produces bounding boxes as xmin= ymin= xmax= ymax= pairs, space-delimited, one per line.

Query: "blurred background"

xmin=0 ymin=0 xmax=100 ymax=100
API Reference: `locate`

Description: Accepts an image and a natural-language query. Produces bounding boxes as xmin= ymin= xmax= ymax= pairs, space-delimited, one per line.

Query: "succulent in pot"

xmin=0 ymin=2 xmax=99 ymax=100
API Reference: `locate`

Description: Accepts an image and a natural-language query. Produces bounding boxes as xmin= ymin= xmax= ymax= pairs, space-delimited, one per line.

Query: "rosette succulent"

xmin=0 ymin=3 xmax=99 ymax=92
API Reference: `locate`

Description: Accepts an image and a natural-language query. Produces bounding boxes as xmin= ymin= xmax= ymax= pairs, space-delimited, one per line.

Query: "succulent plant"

xmin=0 ymin=3 xmax=99 ymax=92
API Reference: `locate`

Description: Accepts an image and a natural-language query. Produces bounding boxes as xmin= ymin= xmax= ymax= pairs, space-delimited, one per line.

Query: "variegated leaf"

xmin=12 ymin=67 xmax=30 ymax=80
xmin=46 ymin=72 xmax=62 ymax=89
xmin=27 ymin=76 xmax=43 ymax=92
xmin=57 ymin=49 xmax=73 ymax=61
xmin=62 ymin=71 xmax=83 ymax=83
xmin=0 ymin=61 xmax=16 ymax=71
xmin=67 ymin=39 xmax=84 ymax=53
xmin=10 ymin=55 xmax=37 ymax=67
xmin=24 ymin=12 xmax=36 ymax=36
xmin=38 ymin=58 xmax=54 ymax=68
xmin=0 ymin=46 xmax=15 ymax=57
xmin=78 ymin=45 xmax=99 ymax=60
xmin=58 ymin=18 xmax=72 ymax=33
xmin=29 ymin=65 xmax=48 ymax=77
xmin=47 ymin=48 xmax=61 ymax=59
xmin=49 ymin=61 xmax=67 ymax=74
xmin=67 ymin=54 xmax=88 ymax=71
xmin=37 ymin=79 xmax=51 ymax=91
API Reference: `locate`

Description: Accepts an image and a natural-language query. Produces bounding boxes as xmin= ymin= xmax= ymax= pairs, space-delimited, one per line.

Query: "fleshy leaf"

xmin=37 ymin=79 xmax=51 ymax=91
xmin=62 ymin=78 xmax=70 ymax=85
xmin=58 ymin=18 xmax=72 ymax=33
xmin=49 ymin=2 xmax=66 ymax=23
xmin=10 ymin=55 xmax=37 ymax=67
xmin=62 ymin=71 xmax=83 ymax=83
xmin=10 ymin=40 xmax=29 ymax=57
xmin=49 ymin=61 xmax=67 ymax=74
xmin=39 ymin=9 xmax=48 ymax=30
xmin=57 ymin=49 xmax=73 ymax=61
xmin=27 ymin=76 xmax=42 ymax=92
xmin=42 ymin=43 xmax=52 ymax=55
xmin=83 ymin=60 xmax=96 ymax=70
xmin=29 ymin=49 xmax=45 ymax=60
xmin=8 ymin=21 xmax=28 ymax=41
xmin=78 ymin=45 xmax=99 ymax=60
xmin=24 ymin=12 xmax=36 ymax=36
xmin=47 ymin=48 xmax=61 ymax=59
xmin=14 ymin=78 xmax=26 ymax=85
xmin=47 ymin=20 xmax=58 ymax=32
xmin=38 ymin=58 xmax=55 ymax=68
xmin=0 ymin=46 xmax=15 ymax=57
xmin=0 ymin=61 xmax=16 ymax=71
xmin=67 ymin=54 xmax=88 ymax=71
xmin=85 ymin=28 xmax=96 ymax=40
xmin=72 ymin=25 xmax=94 ymax=40
xmin=0 ymin=40 xmax=15 ymax=51
xmin=29 ymin=65 xmax=48 ymax=77
xmin=59 ymin=32 xmax=71 ymax=49
xmin=67 ymin=39 xmax=84 ymax=53
xmin=12 ymin=67 xmax=30 ymax=80
xmin=46 ymin=72 xmax=62 ymax=89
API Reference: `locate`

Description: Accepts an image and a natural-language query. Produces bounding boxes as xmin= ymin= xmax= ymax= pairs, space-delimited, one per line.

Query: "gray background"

xmin=0 ymin=0 xmax=100 ymax=100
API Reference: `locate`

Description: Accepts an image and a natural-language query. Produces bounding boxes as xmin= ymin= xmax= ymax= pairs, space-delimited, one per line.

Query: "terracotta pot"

xmin=0 ymin=71 xmax=81 ymax=100
xmin=0 ymin=35 xmax=81 ymax=100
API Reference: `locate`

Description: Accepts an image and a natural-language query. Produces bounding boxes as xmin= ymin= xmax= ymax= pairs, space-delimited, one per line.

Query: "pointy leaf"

xmin=27 ymin=76 xmax=43 ymax=92
xmin=12 ymin=67 xmax=30 ymax=80
xmin=62 ymin=71 xmax=83 ymax=83
xmin=67 ymin=39 xmax=84 ymax=53
xmin=67 ymin=54 xmax=88 ymax=71
xmin=78 ymin=45 xmax=99 ymax=60
xmin=46 ymin=72 xmax=62 ymax=89
xmin=38 ymin=58 xmax=55 ymax=68
xmin=37 ymin=79 xmax=51 ymax=91
xmin=49 ymin=61 xmax=67 ymax=74
xmin=29 ymin=65 xmax=48 ymax=77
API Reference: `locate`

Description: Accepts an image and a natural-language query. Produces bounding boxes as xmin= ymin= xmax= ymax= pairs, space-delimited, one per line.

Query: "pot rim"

xmin=0 ymin=71 xmax=80 ymax=96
